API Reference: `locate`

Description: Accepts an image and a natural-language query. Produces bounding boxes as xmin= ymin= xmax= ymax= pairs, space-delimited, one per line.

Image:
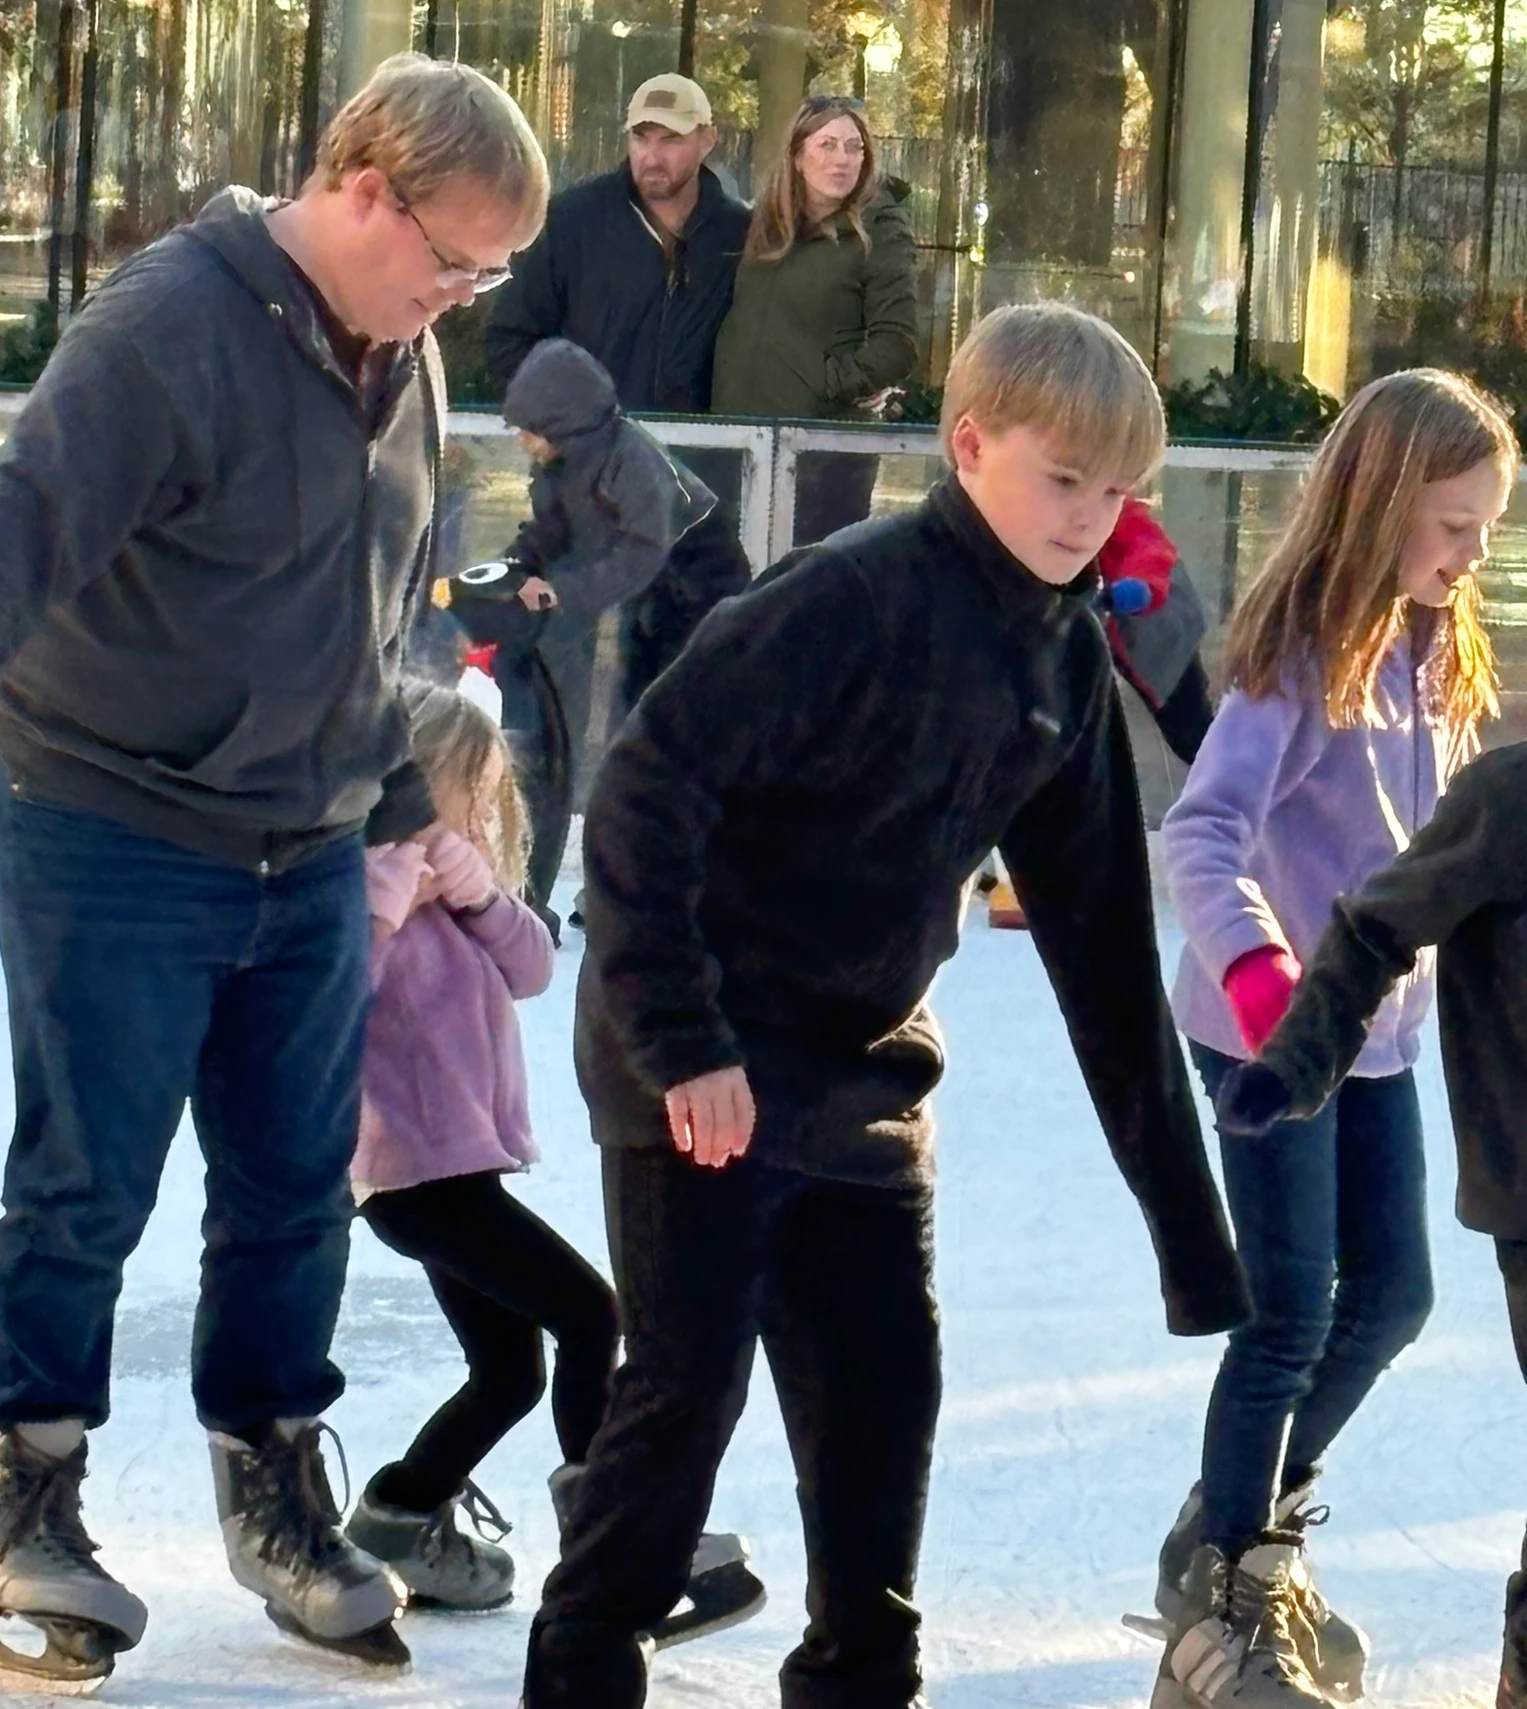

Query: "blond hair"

xmin=405 ymin=682 xmax=531 ymax=892
xmin=1222 ymin=368 xmax=1515 ymax=763
xmin=744 ymin=97 xmax=879 ymax=265
xmin=317 ymin=53 xmax=549 ymax=229
xmin=939 ymin=303 xmax=1166 ymax=486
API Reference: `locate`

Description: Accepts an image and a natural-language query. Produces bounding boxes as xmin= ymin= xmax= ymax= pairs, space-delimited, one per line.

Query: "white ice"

xmin=13 ymin=846 xmax=1521 ymax=1708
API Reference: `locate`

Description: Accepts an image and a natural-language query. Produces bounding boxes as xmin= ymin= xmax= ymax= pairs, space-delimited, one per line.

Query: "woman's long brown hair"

xmin=1221 ymin=368 xmax=1516 ymax=764
xmin=742 ymin=95 xmax=878 ymax=264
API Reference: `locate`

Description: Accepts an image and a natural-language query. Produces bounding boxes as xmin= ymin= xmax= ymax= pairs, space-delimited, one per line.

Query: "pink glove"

xmin=1223 ymin=945 xmax=1302 ymax=1056
xmin=425 ymin=829 xmax=497 ymax=912
xmin=365 ymin=842 xmax=433 ymax=937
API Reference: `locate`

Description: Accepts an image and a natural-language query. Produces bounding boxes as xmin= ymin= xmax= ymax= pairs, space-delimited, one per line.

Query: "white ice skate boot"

xmin=548 ymin=1461 xmax=766 ymax=1647
xmin=210 ymin=1421 xmax=408 ymax=1668
xmin=1154 ymin=1537 xmax=1331 ymax=1709
xmin=0 ymin=1426 xmax=146 ymax=1692
xmin=346 ymin=1470 xmax=514 ymax=1611
xmin=1149 ymin=1480 xmax=1367 ymax=1700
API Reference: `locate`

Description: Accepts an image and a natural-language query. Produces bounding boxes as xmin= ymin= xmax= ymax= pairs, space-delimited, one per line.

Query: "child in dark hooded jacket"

xmin=450 ymin=339 xmax=723 ymax=924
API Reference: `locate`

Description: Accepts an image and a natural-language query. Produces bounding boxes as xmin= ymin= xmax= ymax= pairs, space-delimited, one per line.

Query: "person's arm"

xmin=823 ymin=201 xmax=919 ymax=405
xmin=582 ymin=555 xmax=883 ymax=1095
xmin=541 ymin=536 xmax=671 ymax=618
xmin=484 ymin=223 xmax=566 ymax=396
xmin=0 ymin=318 xmax=192 ymax=670
xmin=457 ymin=890 xmax=557 ymax=1000
xmin=1161 ymin=687 xmax=1326 ymax=982
xmin=999 ymin=679 xmax=1248 ymax=1337
xmin=1225 ymin=745 xmax=1527 ymax=1130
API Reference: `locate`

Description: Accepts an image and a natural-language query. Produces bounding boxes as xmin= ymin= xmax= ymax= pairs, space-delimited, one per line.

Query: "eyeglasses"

xmin=394 ymin=193 xmax=513 ymax=296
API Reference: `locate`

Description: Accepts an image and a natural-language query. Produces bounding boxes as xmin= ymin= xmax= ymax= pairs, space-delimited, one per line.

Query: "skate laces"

xmin=1231 ymin=1540 xmax=1321 ymax=1677
xmin=1 ymin=1441 xmax=102 ymax=1568
xmin=458 ymin=1481 xmax=511 ymax=1545
xmin=252 ymin=1424 xmax=351 ymax=1570
xmin=416 ymin=1481 xmax=511 ymax=1570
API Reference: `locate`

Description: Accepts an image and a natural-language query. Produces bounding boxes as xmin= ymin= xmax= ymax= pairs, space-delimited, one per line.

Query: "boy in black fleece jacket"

xmin=521 ymin=304 xmax=1248 ymax=1709
xmin=1212 ymin=739 xmax=1527 ymax=1709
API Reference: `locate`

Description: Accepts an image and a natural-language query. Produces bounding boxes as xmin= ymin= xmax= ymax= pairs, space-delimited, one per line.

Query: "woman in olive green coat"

xmin=713 ymin=95 xmax=919 ymax=545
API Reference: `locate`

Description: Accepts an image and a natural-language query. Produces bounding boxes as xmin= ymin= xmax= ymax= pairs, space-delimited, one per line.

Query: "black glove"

xmin=1214 ymin=1060 xmax=1295 ymax=1138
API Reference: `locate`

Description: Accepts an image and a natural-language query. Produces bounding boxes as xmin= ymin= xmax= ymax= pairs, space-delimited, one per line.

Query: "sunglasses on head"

xmin=801 ymin=94 xmax=867 ymax=115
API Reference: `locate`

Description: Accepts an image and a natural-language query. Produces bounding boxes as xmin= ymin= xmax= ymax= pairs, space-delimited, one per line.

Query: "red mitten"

xmin=425 ymin=829 xmax=497 ymax=912
xmin=1223 ymin=944 xmax=1302 ymax=1056
xmin=366 ymin=842 xmax=433 ymax=936
xmin=1096 ymin=497 xmax=1178 ymax=611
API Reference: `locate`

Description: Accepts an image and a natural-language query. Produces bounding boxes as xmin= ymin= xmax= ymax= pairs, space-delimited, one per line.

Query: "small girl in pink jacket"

xmin=344 ymin=685 xmax=762 ymax=1644
xmin=344 ymin=683 xmax=617 ymax=1613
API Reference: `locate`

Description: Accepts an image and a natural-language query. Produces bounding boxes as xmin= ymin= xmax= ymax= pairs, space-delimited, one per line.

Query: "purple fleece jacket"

xmin=1163 ymin=630 xmax=1446 ymax=1075
xmin=352 ymin=893 xmax=556 ymax=1196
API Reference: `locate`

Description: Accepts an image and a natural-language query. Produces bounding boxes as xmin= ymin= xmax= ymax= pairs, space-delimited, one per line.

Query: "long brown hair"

xmin=1221 ymin=368 xmax=1516 ymax=762
xmin=743 ymin=95 xmax=878 ymax=264
xmin=404 ymin=681 xmax=531 ymax=891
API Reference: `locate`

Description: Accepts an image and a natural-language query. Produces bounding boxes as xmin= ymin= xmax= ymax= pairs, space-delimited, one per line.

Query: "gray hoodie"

xmin=0 ymin=186 xmax=440 ymax=871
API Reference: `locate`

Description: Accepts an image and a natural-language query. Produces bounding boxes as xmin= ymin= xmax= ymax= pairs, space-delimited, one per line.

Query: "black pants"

xmin=793 ymin=453 xmax=880 ymax=548
xmin=524 ymin=1147 xmax=940 ymax=1709
xmin=494 ymin=651 xmax=573 ymax=918
xmin=360 ymin=1172 xmax=618 ymax=1514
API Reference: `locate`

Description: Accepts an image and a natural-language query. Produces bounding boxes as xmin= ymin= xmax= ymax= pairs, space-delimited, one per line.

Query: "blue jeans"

xmin=0 ymin=789 xmax=370 ymax=1434
xmin=1192 ymin=1043 xmax=1433 ymax=1550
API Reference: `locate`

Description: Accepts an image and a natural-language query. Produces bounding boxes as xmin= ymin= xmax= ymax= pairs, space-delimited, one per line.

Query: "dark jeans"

xmin=524 ymin=1147 xmax=940 ymax=1709
xmin=0 ymin=790 xmax=371 ymax=1434
xmin=361 ymin=1171 xmax=618 ymax=1513
xmin=792 ymin=453 xmax=880 ymax=548
xmin=1192 ymin=1043 xmax=1432 ymax=1550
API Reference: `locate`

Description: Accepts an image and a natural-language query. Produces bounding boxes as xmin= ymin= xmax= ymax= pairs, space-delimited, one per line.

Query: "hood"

xmin=503 ymin=339 xmax=620 ymax=443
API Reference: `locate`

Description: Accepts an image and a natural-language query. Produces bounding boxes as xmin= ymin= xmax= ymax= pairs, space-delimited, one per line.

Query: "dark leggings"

xmin=360 ymin=1171 xmax=619 ymax=1514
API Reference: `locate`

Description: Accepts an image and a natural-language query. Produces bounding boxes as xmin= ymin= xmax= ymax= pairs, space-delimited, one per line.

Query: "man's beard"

xmin=635 ymin=165 xmax=694 ymax=202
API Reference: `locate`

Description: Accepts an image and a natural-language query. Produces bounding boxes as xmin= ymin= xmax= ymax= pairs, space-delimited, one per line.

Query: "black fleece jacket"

xmin=575 ymin=475 xmax=1248 ymax=1338
xmin=1221 ymin=741 xmax=1527 ymax=1241
xmin=0 ymin=187 xmax=439 ymax=870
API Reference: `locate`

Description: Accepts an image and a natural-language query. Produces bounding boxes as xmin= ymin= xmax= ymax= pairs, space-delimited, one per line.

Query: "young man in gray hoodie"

xmin=0 ymin=53 xmax=545 ymax=1685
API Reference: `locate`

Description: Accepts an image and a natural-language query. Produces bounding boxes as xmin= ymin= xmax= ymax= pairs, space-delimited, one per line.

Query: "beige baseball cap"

xmin=626 ymin=74 xmax=712 ymax=134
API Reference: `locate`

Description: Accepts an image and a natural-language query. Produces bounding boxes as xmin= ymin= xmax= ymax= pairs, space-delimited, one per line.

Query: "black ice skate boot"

xmin=1496 ymin=1526 xmax=1527 ymax=1707
xmin=1154 ymin=1479 xmax=1367 ymax=1700
xmin=346 ymin=1467 xmax=514 ymax=1611
xmin=1154 ymin=1535 xmax=1332 ymax=1709
xmin=0 ymin=1426 xmax=146 ymax=1691
xmin=547 ymin=1462 xmax=766 ymax=1648
xmin=210 ymin=1421 xmax=408 ymax=1668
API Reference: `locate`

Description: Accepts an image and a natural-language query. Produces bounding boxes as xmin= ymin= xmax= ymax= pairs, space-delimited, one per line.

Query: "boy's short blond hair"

xmin=940 ymin=303 xmax=1166 ymax=484
xmin=317 ymin=53 xmax=549 ymax=229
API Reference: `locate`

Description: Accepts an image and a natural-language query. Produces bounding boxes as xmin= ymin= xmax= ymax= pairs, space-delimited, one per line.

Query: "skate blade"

xmin=649 ymin=1562 xmax=766 ymax=1651
xmin=405 ymin=1585 xmax=514 ymax=1616
xmin=263 ymin=1602 xmax=412 ymax=1672
xmin=0 ymin=1617 xmax=116 ymax=1695
xmin=1122 ymin=1611 xmax=1173 ymax=1643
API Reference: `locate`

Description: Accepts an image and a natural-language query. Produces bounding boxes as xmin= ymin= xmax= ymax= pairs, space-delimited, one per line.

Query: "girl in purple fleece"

xmin=342 ymin=683 xmax=619 ymax=1614
xmin=1151 ymin=372 xmax=1516 ymax=1709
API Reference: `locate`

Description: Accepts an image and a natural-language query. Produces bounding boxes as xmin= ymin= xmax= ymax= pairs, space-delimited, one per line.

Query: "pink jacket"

xmin=352 ymin=891 xmax=556 ymax=1196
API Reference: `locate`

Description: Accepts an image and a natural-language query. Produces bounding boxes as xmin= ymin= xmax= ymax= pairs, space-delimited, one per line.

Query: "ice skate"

xmin=1496 ymin=1534 xmax=1527 ymax=1707
xmin=1137 ymin=1480 xmax=1367 ymax=1701
xmin=1153 ymin=1538 xmax=1332 ymax=1709
xmin=548 ymin=1462 xmax=766 ymax=1649
xmin=0 ymin=1430 xmax=146 ymax=1694
xmin=209 ymin=1422 xmax=409 ymax=1669
xmin=346 ymin=1470 xmax=514 ymax=1611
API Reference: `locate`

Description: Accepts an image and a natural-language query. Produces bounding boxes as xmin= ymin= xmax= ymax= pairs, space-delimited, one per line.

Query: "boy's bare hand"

xmin=518 ymin=575 xmax=558 ymax=611
xmin=664 ymin=1068 xmax=755 ymax=1168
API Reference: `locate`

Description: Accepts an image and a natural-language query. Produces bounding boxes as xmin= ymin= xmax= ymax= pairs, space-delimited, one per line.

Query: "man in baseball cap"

xmin=625 ymin=72 xmax=713 ymax=134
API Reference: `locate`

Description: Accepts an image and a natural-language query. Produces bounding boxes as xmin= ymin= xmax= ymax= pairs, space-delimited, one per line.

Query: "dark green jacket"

xmin=711 ymin=184 xmax=918 ymax=420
